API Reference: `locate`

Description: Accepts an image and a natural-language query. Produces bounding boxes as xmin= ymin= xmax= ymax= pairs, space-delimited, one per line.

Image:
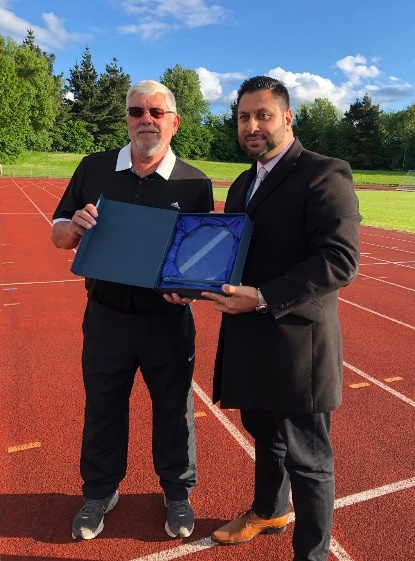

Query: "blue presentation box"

xmin=71 ymin=195 xmax=253 ymax=300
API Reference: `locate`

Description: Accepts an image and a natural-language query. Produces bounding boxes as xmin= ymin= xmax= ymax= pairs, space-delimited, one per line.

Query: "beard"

xmin=239 ymin=120 xmax=286 ymax=160
xmin=131 ymin=136 xmax=159 ymax=157
xmin=239 ymin=135 xmax=277 ymax=159
xmin=130 ymin=128 xmax=168 ymax=158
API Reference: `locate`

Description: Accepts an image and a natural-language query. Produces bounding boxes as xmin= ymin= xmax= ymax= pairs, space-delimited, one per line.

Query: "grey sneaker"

xmin=72 ymin=490 xmax=119 ymax=540
xmin=164 ymin=496 xmax=194 ymax=538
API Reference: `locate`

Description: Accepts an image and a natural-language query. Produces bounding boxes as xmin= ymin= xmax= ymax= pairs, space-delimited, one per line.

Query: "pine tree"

xmin=95 ymin=58 xmax=131 ymax=150
xmin=68 ymin=46 xmax=99 ymax=135
xmin=342 ymin=94 xmax=384 ymax=169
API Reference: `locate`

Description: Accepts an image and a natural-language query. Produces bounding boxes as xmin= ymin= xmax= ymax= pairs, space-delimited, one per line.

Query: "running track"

xmin=1 ymin=177 xmax=414 ymax=561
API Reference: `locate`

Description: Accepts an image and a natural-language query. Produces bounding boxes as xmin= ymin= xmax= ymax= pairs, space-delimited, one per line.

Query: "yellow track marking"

xmin=8 ymin=442 xmax=41 ymax=453
xmin=349 ymin=382 xmax=370 ymax=388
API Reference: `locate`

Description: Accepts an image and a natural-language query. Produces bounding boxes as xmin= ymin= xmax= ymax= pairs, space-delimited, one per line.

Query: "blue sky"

xmin=1 ymin=0 xmax=414 ymax=115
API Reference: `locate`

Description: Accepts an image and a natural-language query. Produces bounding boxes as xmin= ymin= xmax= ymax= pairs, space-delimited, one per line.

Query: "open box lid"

xmin=71 ymin=195 xmax=178 ymax=288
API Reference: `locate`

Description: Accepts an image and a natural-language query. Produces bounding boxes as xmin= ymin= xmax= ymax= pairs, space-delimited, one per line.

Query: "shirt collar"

xmin=257 ymin=138 xmax=295 ymax=174
xmin=115 ymin=143 xmax=176 ymax=180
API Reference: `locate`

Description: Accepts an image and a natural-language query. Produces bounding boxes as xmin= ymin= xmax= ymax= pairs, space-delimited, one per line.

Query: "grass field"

xmin=212 ymin=189 xmax=415 ymax=233
xmin=1 ymin=152 xmax=414 ymax=232
xmin=0 ymin=151 xmax=409 ymax=185
xmin=354 ymin=190 xmax=414 ymax=233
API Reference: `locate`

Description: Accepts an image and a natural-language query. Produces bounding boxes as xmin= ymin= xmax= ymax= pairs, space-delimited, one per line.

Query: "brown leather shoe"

xmin=211 ymin=510 xmax=289 ymax=545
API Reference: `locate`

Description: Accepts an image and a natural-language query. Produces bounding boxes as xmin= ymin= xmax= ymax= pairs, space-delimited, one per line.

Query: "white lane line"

xmin=131 ymin=477 xmax=415 ymax=561
xmin=329 ymin=538 xmax=355 ymax=561
xmin=193 ymin=382 xmax=255 ymax=459
xmin=357 ymin=272 xmax=415 ymax=292
xmin=0 ymin=279 xmax=83 ymax=287
xmin=16 ymin=188 xmax=53 ymax=225
xmin=344 ymin=362 xmax=415 ymax=408
xmin=11 ymin=178 xmax=64 ymax=199
xmin=360 ymin=241 xmax=415 ymax=256
xmin=339 ymin=298 xmax=415 ymax=331
xmin=358 ymin=262 xmax=390 ymax=266
xmin=11 ymin=184 xmax=78 ymax=254
xmin=129 ymin=538 xmax=215 ymax=561
xmin=361 ymin=233 xmax=415 ymax=245
xmin=334 ymin=477 xmax=415 ymax=509
xmin=359 ymin=254 xmax=415 ymax=270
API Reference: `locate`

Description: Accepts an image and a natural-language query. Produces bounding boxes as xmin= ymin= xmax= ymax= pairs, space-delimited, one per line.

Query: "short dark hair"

xmin=236 ymin=76 xmax=290 ymax=110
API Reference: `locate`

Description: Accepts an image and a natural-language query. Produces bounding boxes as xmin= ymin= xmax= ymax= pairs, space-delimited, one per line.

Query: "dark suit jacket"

xmin=212 ymin=138 xmax=361 ymax=413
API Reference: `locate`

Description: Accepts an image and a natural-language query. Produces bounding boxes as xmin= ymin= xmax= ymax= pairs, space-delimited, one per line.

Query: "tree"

xmin=0 ymin=36 xmax=29 ymax=161
xmin=15 ymin=31 xmax=61 ymax=151
xmin=0 ymin=32 xmax=60 ymax=156
xmin=205 ymin=112 xmax=246 ymax=162
xmin=342 ymin=94 xmax=384 ymax=169
xmin=94 ymin=58 xmax=131 ymax=150
xmin=22 ymin=28 xmax=56 ymax=74
xmin=160 ymin=65 xmax=210 ymax=123
xmin=170 ymin=116 xmax=212 ymax=159
xmin=68 ymin=46 xmax=100 ymax=136
xmin=382 ymin=105 xmax=415 ymax=170
xmin=293 ymin=98 xmax=342 ymax=157
xmin=160 ymin=65 xmax=211 ymax=159
xmin=52 ymin=119 xmax=95 ymax=153
xmin=68 ymin=49 xmax=132 ymax=150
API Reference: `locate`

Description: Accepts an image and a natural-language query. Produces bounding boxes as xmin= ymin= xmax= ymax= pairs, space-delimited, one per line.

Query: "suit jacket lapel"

xmin=230 ymin=164 xmax=257 ymax=212
xmin=246 ymin=139 xmax=302 ymax=213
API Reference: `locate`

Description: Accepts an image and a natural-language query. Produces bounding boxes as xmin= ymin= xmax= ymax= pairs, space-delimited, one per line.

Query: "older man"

xmin=52 ymin=80 xmax=213 ymax=540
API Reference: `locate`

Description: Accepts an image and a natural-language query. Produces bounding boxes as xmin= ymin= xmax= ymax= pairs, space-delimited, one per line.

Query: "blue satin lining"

xmin=160 ymin=215 xmax=245 ymax=291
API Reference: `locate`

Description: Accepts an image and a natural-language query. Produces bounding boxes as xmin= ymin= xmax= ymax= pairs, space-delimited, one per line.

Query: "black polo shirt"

xmin=53 ymin=148 xmax=214 ymax=313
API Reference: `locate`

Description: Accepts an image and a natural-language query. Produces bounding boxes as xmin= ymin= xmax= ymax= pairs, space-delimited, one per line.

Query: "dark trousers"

xmin=80 ymin=300 xmax=197 ymax=501
xmin=241 ymin=410 xmax=334 ymax=561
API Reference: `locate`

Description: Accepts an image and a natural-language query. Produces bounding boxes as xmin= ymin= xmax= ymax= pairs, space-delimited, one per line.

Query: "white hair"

xmin=126 ymin=80 xmax=177 ymax=112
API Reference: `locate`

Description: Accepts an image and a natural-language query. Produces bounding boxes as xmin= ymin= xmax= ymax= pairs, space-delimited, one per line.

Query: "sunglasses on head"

xmin=127 ymin=107 xmax=176 ymax=119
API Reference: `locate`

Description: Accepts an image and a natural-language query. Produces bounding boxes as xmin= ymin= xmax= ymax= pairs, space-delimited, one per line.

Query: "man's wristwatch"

xmin=255 ymin=289 xmax=269 ymax=313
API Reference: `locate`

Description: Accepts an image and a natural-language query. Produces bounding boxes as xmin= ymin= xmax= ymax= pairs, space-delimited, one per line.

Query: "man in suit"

xmin=201 ymin=76 xmax=361 ymax=561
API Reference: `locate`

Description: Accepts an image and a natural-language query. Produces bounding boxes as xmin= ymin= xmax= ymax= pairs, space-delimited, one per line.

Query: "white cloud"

xmin=0 ymin=6 xmax=89 ymax=50
xmin=117 ymin=0 xmax=228 ymax=39
xmin=118 ymin=20 xmax=175 ymax=41
xmin=335 ymin=54 xmax=380 ymax=86
xmin=196 ymin=67 xmax=245 ymax=102
xmin=266 ymin=58 xmax=412 ymax=112
xmin=201 ymin=55 xmax=414 ymax=114
xmin=268 ymin=66 xmax=351 ymax=111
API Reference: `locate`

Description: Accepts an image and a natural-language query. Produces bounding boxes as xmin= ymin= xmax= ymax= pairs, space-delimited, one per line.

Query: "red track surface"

xmin=1 ymin=177 xmax=414 ymax=561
